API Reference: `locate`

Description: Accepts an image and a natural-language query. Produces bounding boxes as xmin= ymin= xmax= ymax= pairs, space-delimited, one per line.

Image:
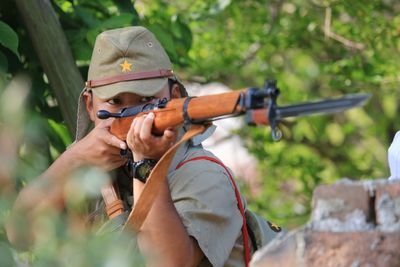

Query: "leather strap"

xmin=123 ymin=124 xmax=210 ymax=233
xmin=101 ymin=183 xmax=124 ymax=219
xmin=101 ymin=124 xmax=208 ymax=223
xmin=85 ymin=69 xmax=174 ymax=88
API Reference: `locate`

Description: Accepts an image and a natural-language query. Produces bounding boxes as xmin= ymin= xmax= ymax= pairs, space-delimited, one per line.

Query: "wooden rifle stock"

xmin=109 ymin=90 xmax=267 ymax=139
xmin=101 ymin=81 xmax=369 ymax=232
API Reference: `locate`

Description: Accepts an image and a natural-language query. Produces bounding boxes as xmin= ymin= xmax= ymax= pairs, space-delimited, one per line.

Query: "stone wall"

xmin=250 ymin=179 xmax=400 ymax=267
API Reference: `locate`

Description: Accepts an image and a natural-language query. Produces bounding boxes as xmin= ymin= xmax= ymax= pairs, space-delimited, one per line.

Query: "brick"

xmin=374 ymin=181 xmax=400 ymax=231
xmin=311 ymin=182 xmax=371 ymax=225
xmin=251 ymin=180 xmax=400 ymax=267
xmin=250 ymin=231 xmax=301 ymax=267
xmin=251 ymin=230 xmax=400 ymax=267
xmin=305 ymin=231 xmax=400 ymax=267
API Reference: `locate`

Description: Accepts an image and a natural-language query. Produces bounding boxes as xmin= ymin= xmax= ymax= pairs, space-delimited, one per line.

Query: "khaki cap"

xmin=86 ymin=26 xmax=174 ymax=98
xmin=75 ymin=26 xmax=174 ymax=141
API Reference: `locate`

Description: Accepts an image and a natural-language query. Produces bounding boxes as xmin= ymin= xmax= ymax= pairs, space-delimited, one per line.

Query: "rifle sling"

xmin=123 ymin=123 xmax=209 ymax=232
xmin=101 ymin=181 xmax=124 ymax=219
xmin=102 ymin=124 xmax=210 ymax=231
xmin=101 ymin=123 xmax=250 ymax=266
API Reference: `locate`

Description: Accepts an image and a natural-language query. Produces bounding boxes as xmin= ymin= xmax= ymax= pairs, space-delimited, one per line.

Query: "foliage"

xmin=135 ymin=0 xmax=400 ymax=227
xmin=0 ymin=0 xmax=399 ymax=264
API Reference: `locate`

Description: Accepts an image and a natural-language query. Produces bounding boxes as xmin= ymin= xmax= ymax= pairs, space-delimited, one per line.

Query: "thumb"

xmin=96 ymin=117 xmax=115 ymax=128
xmin=96 ymin=118 xmax=127 ymax=150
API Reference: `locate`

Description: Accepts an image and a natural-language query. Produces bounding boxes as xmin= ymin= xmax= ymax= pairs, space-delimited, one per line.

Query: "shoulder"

xmin=168 ymin=145 xmax=238 ymax=203
xmin=173 ymin=146 xmax=233 ymax=182
xmin=168 ymin=146 xmax=244 ymax=267
xmin=180 ymin=145 xmax=230 ymax=170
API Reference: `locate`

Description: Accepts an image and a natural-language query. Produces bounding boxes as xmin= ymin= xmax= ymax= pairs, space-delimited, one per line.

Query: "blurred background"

xmin=0 ymin=0 xmax=399 ymax=265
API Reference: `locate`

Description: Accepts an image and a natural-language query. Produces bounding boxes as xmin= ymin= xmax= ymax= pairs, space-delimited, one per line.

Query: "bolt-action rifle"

xmin=97 ymin=80 xmax=370 ymax=141
xmin=96 ymin=80 xmax=370 ymax=234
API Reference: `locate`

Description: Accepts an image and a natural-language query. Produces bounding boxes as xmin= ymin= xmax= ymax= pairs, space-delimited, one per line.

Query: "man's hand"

xmin=126 ymin=112 xmax=177 ymax=161
xmin=69 ymin=119 xmax=127 ymax=171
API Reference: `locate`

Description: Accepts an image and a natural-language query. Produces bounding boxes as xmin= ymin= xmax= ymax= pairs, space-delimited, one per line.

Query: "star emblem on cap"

xmin=120 ymin=59 xmax=132 ymax=72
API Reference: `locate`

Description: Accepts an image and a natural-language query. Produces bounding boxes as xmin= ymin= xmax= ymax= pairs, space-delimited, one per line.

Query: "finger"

xmin=133 ymin=116 xmax=145 ymax=140
xmin=96 ymin=117 xmax=114 ymax=128
xmin=127 ymin=117 xmax=143 ymax=149
xmin=162 ymin=128 xmax=177 ymax=143
xmin=140 ymin=112 xmax=155 ymax=142
xmin=103 ymin=131 xmax=127 ymax=150
xmin=109 ymin=148 xmax=125 ymax=156
xmin=163 ymin=128 xmax=175 ymax=139
xmin=126 ymin=118 xmax=136 ymax=148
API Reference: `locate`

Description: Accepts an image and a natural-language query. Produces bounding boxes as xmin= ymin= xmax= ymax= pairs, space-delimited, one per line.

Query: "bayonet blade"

xmin=275 ymin=93 xmax=371 ymax=120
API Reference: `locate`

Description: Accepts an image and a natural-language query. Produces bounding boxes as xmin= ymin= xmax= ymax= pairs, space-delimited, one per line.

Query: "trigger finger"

xmin=133 ymin=116 xmax=145 ymax=139
xmin=140 ymin=112 xmax=155 ymax=141
xmin=104 ymin=133 xmax=126 ymax=150
xmin=163 ymin=128 xmax=177 ymax=142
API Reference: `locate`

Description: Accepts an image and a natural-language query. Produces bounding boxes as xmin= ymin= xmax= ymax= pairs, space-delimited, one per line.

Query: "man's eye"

xmin=107 ymin=98 xmax=121 ymax=105
xmin=140 ymin=96 xmax=155 ymax=103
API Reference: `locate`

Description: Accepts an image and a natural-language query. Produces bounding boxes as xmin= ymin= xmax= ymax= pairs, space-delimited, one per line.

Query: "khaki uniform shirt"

xmin=166 ymin=138 xmax=246 ymax=267
xmin=92 ymin=127 xmax=246 ymax=267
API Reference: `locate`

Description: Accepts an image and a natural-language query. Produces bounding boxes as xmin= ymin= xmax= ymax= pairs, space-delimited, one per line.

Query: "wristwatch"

xmin=131 ymin=159 xmax=157 ymax=183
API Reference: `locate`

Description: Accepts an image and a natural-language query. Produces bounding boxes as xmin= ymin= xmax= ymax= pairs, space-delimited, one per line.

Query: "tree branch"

xmin=324 ymin=7 xmax=365 ymax=50
xmin=15 ymin=0 xmax=84 ymax=135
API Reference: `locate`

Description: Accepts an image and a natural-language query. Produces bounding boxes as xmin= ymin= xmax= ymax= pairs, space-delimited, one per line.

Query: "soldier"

xmin=7 ymin=26 xmax=248 ymax=267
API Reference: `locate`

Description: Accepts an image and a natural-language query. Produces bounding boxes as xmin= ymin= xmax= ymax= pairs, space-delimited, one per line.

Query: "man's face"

xmin=85 ymin=86 xmax=171 ymax=125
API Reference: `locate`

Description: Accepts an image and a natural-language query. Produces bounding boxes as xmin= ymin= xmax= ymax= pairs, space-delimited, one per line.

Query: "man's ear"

xmin=83 ymin=90 xmax=96 ymax=121
xmin=170 ymin=83 xmax=182 ymax=99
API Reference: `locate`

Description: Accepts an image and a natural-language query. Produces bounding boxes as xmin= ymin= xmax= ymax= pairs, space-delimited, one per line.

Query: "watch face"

xmin=133 ymin=159 xmax=157 ymax=182
xmin=137 ymin=163 xmax=153 ymax=178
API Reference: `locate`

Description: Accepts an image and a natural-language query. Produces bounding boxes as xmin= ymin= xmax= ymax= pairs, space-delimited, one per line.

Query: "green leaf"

xmin=0 ymin=51 xmax=8 ymax=73
xmin=112 ymin=0 xmax=140 ymax=24
xmin=98 ymin=13 xmax=136 ymax=30
xmin=0 ymin=21 xmax=19 ymax=59
xmin=85 ymin=13 xmax=136 ymax=46
xmin=172 ymin=16 xmax=193 ymax=52
xmin=86 ymin=28 xmax=100 ymax=46
xmin=46 ymin=119 xmax=72 ymax=156
xmin=74 ymin=6 xmax=101 ymax=28
xmin=147 ymin=25 xmax=178 ymax=62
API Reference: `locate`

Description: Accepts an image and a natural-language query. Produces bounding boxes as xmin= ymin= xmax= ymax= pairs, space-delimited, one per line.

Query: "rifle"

xmin=97 ymin=80 xmax=370 ymax=141
xmin=97 ymin=80 xmax=370 ymax=233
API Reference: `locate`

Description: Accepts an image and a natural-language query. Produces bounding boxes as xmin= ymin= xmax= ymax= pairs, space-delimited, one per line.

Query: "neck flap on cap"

xmin=75 ymin=87 xmax=92 ymax=142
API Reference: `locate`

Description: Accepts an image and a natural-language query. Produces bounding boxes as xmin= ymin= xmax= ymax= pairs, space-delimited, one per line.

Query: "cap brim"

xmin=91 ymin=78 xmax=168 ymax=99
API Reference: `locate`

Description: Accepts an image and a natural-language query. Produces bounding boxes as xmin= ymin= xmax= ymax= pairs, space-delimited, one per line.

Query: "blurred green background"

xmin=0 ymin=0 xmax=399 ymax=265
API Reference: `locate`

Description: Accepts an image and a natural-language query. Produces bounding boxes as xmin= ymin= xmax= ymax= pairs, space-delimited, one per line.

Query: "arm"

xmin=127 ymin=112 xmax=204 ymax=267
xmin=6 ymin=120 xmax=127 ymax=250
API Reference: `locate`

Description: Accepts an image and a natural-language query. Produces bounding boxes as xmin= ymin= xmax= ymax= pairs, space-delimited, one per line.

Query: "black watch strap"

xmin=131 ymin=159 xmax=157 ymax=183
